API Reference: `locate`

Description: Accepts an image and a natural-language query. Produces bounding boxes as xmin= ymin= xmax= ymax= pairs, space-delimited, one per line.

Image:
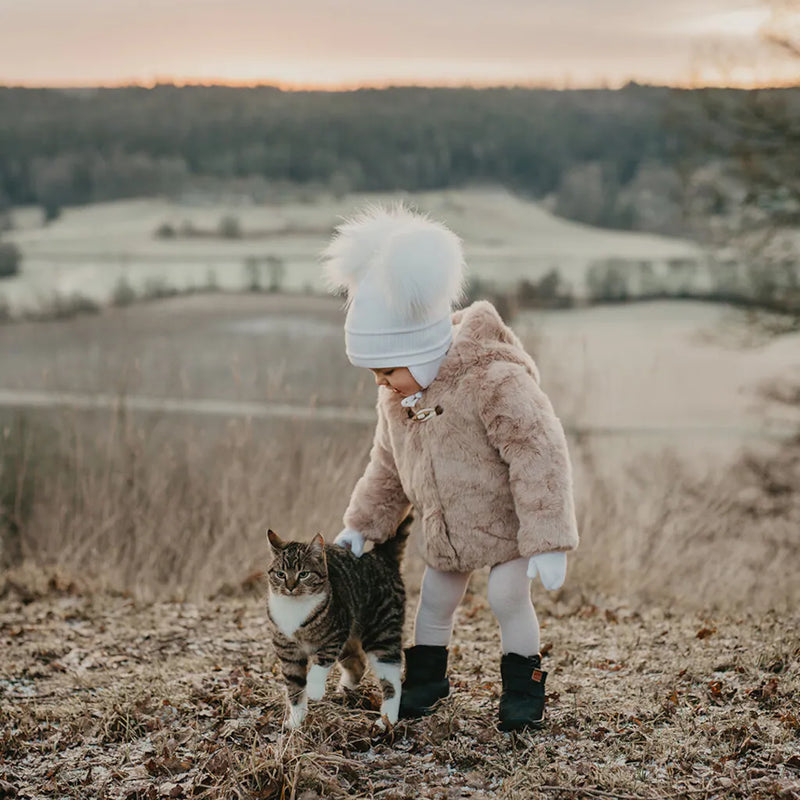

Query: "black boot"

xmin=499 ymin=652 xmax=547 ymax=731
xmin=398 ymin=645 xmax=450 ymax=718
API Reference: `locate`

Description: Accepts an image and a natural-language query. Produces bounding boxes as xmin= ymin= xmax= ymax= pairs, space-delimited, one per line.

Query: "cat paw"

xmin=306 ymin=685 xmax=326 ymax=701
xmin=306 ymin=664 xmax=330 ymax=701
xmin=370 ymin=714 xmax=394 ymax=737
xmin=337 ymin=674 xmax=359 ymax=693
xmin=285 ymin=699 xmax=307 ymax=729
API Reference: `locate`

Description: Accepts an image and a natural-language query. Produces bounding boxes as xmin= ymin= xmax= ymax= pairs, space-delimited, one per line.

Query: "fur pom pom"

xmin=322 ymin=204 xmax=465 ymax=321
xmin=321 ymin=204 xmax=403 ymax=293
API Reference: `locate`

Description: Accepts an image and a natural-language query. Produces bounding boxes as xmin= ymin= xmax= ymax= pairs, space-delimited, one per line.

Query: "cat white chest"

xmin=268 ymin=591 xmax=326 ymax=638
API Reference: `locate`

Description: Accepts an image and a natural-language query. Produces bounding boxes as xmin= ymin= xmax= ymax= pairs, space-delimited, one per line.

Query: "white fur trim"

xmin=322 ymin=203 xmax=407 ymax=291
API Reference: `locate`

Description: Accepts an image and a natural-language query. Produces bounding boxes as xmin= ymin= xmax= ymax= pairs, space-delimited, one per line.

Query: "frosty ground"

xmin=1 ymin=188 xmax=702 ymax=314
xmin=2 ymin=577 xmax=799 ymax=800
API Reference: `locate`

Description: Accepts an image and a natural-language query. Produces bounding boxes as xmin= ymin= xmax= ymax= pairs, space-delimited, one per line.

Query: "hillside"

xmin=1 ymin=188 xmax=702 ymax=315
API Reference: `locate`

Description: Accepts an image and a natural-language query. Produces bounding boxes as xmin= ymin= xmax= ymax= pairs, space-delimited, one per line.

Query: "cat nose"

xmin=286 ymin=579 xmax=298 ymax=592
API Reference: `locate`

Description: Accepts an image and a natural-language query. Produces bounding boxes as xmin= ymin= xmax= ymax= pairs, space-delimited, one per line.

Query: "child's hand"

xmin=527 ymin=552 xmax=567 ymax=590
xmin=334 ymin=528 xmax=366 ymax=557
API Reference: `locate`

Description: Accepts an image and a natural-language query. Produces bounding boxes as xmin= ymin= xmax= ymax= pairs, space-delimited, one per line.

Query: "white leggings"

xmin=413 ymin=558 xmax=540 ymax=657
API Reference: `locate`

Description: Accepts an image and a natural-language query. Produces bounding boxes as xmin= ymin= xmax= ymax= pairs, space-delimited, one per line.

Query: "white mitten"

xmin=527 ymin=552 xmax=567 ymax=590
xmin=334 ymin=528 xmax=366 ymax=557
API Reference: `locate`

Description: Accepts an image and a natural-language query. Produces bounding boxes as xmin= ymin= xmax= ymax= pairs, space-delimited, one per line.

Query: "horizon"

xmin=3 ymin=78 xmax=799 ymax=93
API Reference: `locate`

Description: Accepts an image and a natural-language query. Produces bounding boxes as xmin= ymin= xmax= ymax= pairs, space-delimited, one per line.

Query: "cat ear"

xmin=309 ymin=534 xmax=327 ymax=567
xmin=267 ymin=529 xmax=285 ymax=550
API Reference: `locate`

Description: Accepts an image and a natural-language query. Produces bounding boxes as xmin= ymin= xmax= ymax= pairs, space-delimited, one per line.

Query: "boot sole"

xmin=398 ymin=692 xmax=450 ymax=719
xmin=398 ymin=679 xmax=450 ymax=719
xmin=498 ymin=717 xmax=544 ymax=732
xmin=399 ymin=705 xmax=438 ymax=719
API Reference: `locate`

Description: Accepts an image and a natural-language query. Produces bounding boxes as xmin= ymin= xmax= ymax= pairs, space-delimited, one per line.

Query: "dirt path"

xmin=1 ymin=388 xmax=795 ymax=441
xmin=0 ymin=388 xmax=375 ymax=425
xmin=2 ymin=588 xmax=798 ymax=799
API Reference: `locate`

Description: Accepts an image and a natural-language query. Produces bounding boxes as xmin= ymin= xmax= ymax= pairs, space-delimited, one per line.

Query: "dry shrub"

xmin=1 ymin=405 xmax=798 ymax=612
xmin=569 ymin=434 xmax=800 ymax=613
xmin=0 ymin=408 xmax=372 ymax=601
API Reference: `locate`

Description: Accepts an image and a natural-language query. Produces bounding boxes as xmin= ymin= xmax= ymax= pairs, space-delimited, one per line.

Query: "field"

xmin=1 ymin=188 xmax=703 ymax=315
xmin=1 ymin=217 xmax=799 ymax=797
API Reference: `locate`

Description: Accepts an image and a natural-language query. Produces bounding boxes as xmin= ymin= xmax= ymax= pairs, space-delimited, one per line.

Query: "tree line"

xmin=0 ymin=83 xmax=796 ymax=235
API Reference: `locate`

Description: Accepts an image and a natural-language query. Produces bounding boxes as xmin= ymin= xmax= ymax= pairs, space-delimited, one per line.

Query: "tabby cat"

xmin=266 ymin=516 xmax=410 ymax=729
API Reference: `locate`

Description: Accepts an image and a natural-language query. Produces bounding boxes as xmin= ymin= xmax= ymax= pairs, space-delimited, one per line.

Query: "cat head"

xmin=266 ymin=530 xmax=328 ymax=596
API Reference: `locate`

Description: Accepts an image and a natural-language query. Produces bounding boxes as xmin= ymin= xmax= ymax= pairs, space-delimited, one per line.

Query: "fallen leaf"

xmin=708 ymin=680 xmax=723 ymax=699
xmin=785 ymin=754 xmax=800 ymax=771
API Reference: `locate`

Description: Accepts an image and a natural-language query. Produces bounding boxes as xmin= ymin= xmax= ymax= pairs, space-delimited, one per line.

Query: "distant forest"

xmin=0 ymin=83 xmax=793 ymax=234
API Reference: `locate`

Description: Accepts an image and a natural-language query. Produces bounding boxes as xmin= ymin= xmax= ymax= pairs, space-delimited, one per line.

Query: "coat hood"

xmin=438 ymin=300 xmax=540 ymax=386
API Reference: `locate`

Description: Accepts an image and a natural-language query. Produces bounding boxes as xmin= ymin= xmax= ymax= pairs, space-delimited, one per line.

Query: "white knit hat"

xmin=409 ymin=354 xmax=448 ymax=389
xmin=322 ymin=204 xmax=466 ymax=369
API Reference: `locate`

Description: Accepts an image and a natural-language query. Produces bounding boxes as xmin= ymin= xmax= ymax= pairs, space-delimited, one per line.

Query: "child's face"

xmin=370 ymin=367 xmax=422 ymax=396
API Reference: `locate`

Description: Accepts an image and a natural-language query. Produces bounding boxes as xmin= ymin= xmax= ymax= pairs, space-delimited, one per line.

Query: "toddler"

xmin=323 ymin=205 xmax=579 ymax=730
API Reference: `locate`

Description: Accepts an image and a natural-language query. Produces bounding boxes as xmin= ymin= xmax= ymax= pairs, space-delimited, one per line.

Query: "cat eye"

xmin=274 ymin=570 xmax=286 ymax=579
xmin=298 ymin=571 xmax=310 ymax=579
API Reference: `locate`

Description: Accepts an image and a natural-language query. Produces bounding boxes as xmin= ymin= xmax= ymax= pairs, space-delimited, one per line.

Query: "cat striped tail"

xmin=371 ymin=513 xmax=413 ymax=565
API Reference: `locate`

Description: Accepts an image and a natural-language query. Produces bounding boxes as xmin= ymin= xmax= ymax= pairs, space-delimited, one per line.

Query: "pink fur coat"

xmin=343 ymin=300 xmax=579 ymax=572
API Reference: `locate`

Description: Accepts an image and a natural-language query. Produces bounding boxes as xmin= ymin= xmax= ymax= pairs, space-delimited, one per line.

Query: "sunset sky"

xmin=0 ymin=0 xmax=795 ymax=89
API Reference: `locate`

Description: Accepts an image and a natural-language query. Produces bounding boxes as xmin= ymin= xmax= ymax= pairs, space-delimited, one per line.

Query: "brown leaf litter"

xmin=1 ymin=589 xmax=798 ymax=799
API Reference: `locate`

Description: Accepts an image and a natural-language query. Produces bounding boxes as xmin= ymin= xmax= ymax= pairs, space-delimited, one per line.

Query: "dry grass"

xmin=0 ymin=409 xmax=372 ymax=601
xmin=1 ymin=588 xmax=798 ymax=799
xmin=1 ymin=402 xmax=799 ymax=613
xmin=567 ymin=435 xmax=800 ymax=614
xmin=0 ymin=293 xmax=797 ymax=610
